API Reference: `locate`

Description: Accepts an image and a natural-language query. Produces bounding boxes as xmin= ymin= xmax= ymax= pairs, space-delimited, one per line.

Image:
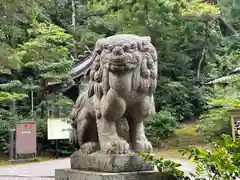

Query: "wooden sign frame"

xmin=229 ymin=109 xmax=240 ymax=142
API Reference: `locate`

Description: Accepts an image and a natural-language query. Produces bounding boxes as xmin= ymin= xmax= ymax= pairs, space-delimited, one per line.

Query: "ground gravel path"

xmin=0 ymin=157 xmax=195 ymax=180
xmin=0 ymin=158 xmax=69 ymax=180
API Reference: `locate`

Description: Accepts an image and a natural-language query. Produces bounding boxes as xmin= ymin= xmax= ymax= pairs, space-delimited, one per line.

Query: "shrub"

xmin=0 ymin=129 xmax=9 ymax=154
xmin=145 ymin=110 xmax=178 ymax=142
xmin=0 ymin=108 xmax=24 ymax=154
xmin=141 ymin=135 xmax=240 ymax=180
xmin=140 ymin=152 xmax=190 ymax=180
xmin=180 ymin=135 xmax=240 ymax=179
xmin=198 ymin=108 xmax=231 ymax=141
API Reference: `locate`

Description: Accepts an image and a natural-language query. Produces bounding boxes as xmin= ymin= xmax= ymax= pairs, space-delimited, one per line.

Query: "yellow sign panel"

xmin=47 ymin=118 xmax=72 ymax=140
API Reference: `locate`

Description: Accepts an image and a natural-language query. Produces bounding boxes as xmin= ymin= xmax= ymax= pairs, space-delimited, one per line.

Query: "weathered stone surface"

xmin=70 ymin=151 xmax=154 ymax=172
xmin=68 ymin=34 xmax=158 ymax=155
xmin=56 ymin=34 xmax=161 ymax=180
xmin=55 ymin=169 xmax=176 ymax=180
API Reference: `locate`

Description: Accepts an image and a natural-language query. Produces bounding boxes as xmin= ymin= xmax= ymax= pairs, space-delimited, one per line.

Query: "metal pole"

xmin=31 ymin=81 xmax=34 ymax=116
xmin=56 ymin=140 xmax=59 ymax=158
xmin=9 ymin=129 xmax=15 ymax=162
xmin=12 ymin=100 xmax=16 ymax=113
xmin=31 ymin=89 xmax=34 ymax=115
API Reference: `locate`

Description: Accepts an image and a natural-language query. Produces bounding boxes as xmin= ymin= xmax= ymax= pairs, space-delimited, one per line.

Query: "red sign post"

xmin=15 ymin=121 xmax=36 ymax=155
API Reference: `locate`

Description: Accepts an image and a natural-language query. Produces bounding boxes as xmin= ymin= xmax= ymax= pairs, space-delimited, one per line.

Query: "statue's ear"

xmin=141 ymin=36 xmax=151 ymax=43
xmin=95 ymin=38 xmax=105 ymax=50
xmin=141 ymin=36 xmax=157 ymax=61
xmin=138 ymin=36 xmax=151 ymax=52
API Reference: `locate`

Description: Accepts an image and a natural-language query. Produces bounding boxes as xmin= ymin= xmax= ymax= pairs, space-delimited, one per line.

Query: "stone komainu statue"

xmin=69 ymin=34 xmax=158 ymax=154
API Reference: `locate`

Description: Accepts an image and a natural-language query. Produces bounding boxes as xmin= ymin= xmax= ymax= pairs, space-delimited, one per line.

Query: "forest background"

xmin=0 ymin=0 xmax=239 ymax=156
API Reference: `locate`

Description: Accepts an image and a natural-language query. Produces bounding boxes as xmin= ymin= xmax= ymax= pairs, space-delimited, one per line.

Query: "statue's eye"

xmin=108 ymin=45 xmax=114 ymax=51
xmin=96 ymin=49 xmax=102 ymax=55
xmin=130 ymin=44 xmax=136 ymax=49
xmin=104 ymin=45 xmax=109 ymax=50
xmin=123 ymin=45 xmax=129 ymax=52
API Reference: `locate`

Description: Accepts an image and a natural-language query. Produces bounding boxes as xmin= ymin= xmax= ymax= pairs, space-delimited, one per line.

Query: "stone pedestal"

xmin=55 ymin=169 xmax=176 ymax=180
xmin=70 ymin=151 xmax=154 ymax=172
xmin=55 ymin=151 xmax=176 ymax=180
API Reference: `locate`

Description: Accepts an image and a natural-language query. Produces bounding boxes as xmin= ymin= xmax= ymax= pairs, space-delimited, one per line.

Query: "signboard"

xmin=47 ymin=118 xmax=71 ymax=140
xmin=15 ymin=121 xmax=36 ymax=154
xmin=229 ymin=109 xmax=240 ymax=141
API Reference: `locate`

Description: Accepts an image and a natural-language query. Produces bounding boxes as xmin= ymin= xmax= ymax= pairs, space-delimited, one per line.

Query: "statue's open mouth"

xmin=107 ymin=55 xmax=136 ymax=71
xmin=110 ymin=57 xmax=126 ymax=66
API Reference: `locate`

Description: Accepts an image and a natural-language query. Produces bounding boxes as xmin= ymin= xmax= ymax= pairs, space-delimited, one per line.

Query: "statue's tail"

xmin=69 ymin=90 xmax=88 ymax=147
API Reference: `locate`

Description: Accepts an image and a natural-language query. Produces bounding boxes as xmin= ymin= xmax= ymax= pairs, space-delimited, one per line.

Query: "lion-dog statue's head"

xmin=88 ymin=34 xmax=158 ymax=100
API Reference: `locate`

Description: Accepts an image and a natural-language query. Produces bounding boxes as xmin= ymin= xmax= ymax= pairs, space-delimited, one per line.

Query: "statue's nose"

xmin=112 ymin=46 xmax=123 ymax=56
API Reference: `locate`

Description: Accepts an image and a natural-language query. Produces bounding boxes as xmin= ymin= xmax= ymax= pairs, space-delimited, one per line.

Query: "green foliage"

xmin=0 ymin=92 xmax=28 ymax=102
xmin=0 ymin=80 xmax=28 ymax=102
xmin=141 ymin=135 xmax=240 ymax=180
xmin=0 ymin=4 xmax=75 ymax=154
xmin=145 ymin=110 xmax=178 ymax=141
xmin=180 ymin=0 xmax=221 ymax=21
xmin=106 ymin=0 xmax=228 ymax=120
xmin=0 ymin=107 xmax=24 ymax=153
xmin=180 ymin=135 xmax=240 ymax=179
xmin=219 ymin=0 xmax=240 ymax=31
xmin=0 ymin=21 xmax=74 ymax=117
xmin=0 ymin=44 xmax=21 ymax=73
xmin=199 ymin=73 xmax=240 ymax=141
xmin=140 ymin=152 xmax=190 ymax=179
xmin=0 ymin=0 xmax=240 ymax=157
xmin=15 ymin=22 xmax=75 ymax=83
xmin=40 ymin=93 xmax=74 ymax=118
xmin=198 ymin=108 xmax=231 ymax=141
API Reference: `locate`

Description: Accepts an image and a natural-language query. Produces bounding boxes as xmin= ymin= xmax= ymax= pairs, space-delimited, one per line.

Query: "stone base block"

xmin=55 ymin=169 xmax=176 ymax=180
xmin=70 ymin=151 xmax=154 ymax=172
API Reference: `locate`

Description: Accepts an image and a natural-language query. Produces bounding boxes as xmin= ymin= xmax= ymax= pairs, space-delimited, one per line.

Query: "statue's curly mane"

xmin=88 ymin=35 xmax=158 ymax=99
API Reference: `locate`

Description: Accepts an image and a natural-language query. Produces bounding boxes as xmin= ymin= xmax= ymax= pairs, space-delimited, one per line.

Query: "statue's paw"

xmin=101 ymin=138 xmax=130 ymax=154
xmin=133 ymin=140 xmax=153 ymax=153
xmin=80 ymin=142 xmax=99 ymax=154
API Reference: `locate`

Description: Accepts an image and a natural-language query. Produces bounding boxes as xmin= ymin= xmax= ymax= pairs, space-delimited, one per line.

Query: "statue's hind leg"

xmin=76 ymin=114 xmax=99 ymax=154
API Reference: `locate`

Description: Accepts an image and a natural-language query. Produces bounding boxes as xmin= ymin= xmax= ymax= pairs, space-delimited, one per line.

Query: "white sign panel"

xmin=47 ymin=118 xmax=72 ymax=140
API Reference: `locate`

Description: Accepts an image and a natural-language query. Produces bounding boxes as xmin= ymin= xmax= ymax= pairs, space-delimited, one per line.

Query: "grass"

xmin=0 ymin=155 xmax=8 ymax=166
xmin=0 ymin=155 xmax=55 ymax=167
xmin=154 ymin=120 xmax=211 ymax=159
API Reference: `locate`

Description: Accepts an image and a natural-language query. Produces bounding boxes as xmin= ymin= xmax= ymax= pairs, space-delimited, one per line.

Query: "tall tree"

xmin=77 ymin=0 xmax=231 ymax=120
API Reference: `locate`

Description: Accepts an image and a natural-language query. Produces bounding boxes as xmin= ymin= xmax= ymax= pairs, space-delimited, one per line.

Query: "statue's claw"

xmin=133 ymin=140 xmax=153 ymax=153
xmin=101 ymin=137 xmax=130 ymax=154
xmin=80 ymin=142 xmax=100 ymax=154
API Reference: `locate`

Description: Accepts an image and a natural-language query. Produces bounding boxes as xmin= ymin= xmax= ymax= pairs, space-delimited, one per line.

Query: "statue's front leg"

xmin=128 ymin=96 xmax=154 ymax=153
xmin=97 ymin=88 xmax=129 ymax=154
xmin=128 ymin=119 xmax=153 ymax=153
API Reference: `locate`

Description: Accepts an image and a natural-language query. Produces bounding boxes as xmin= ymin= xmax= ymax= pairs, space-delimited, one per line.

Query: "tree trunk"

xmin=72 ymin=0 xmax=76 ymax=32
